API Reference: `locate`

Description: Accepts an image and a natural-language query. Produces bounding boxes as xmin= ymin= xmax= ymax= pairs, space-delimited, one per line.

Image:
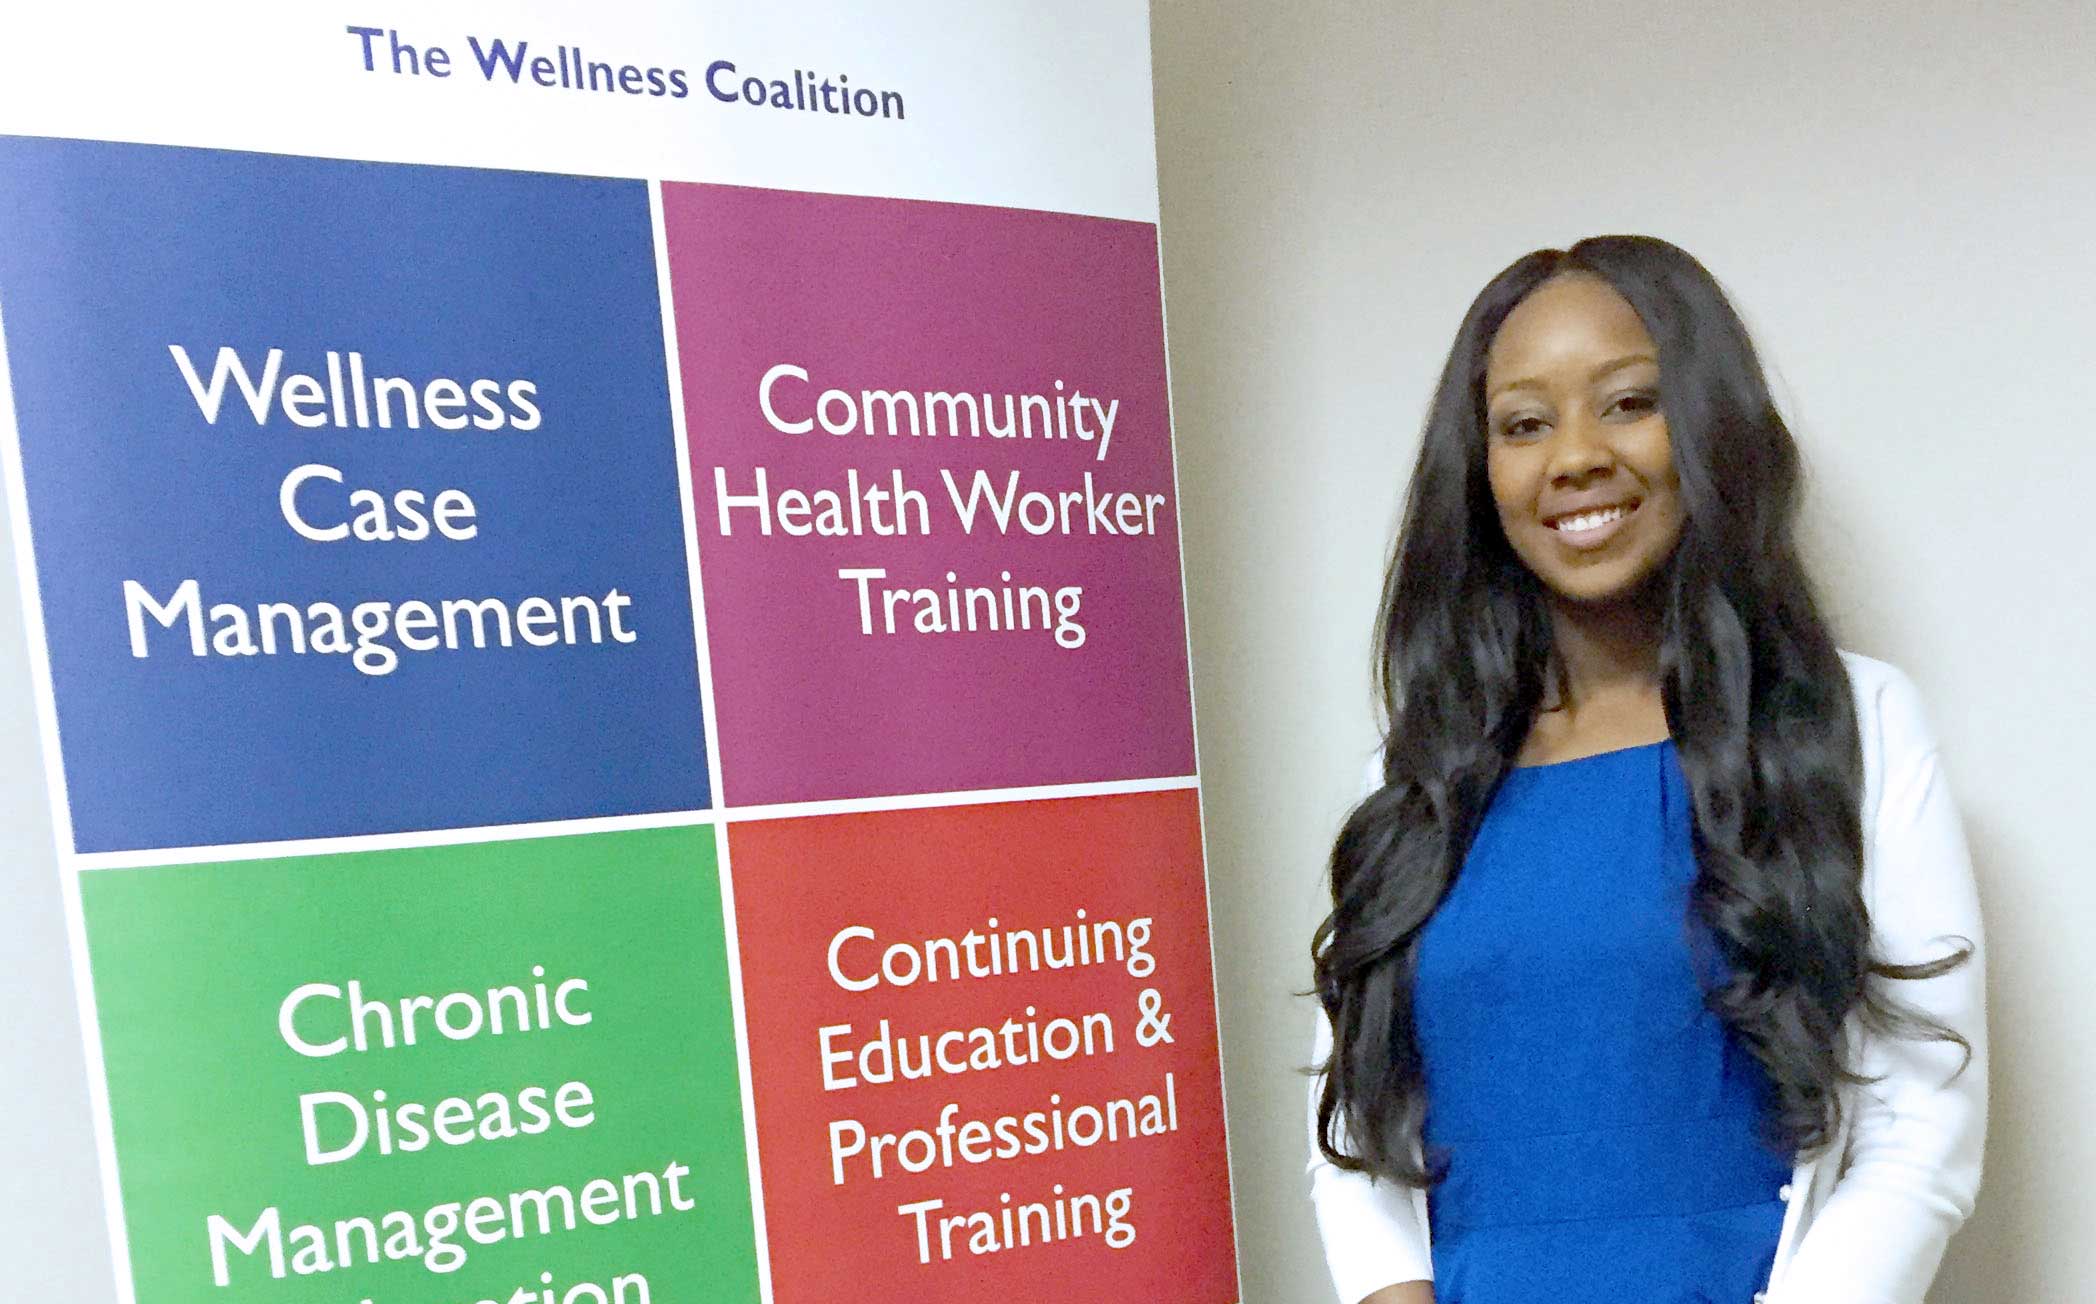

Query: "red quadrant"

xmin=728 ymin=790 xmax=1237 ymax=1302
xmin=663 ymin=183 xmax=1196 ymax=806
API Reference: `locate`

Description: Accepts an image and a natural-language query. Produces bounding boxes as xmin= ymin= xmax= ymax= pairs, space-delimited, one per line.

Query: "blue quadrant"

xmin=0 ymin=137 xmax=710 ymax=850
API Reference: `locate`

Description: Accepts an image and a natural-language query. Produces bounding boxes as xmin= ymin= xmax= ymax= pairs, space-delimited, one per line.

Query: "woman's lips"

xmin=1544 ymin=498 xmax=1640 ymax=551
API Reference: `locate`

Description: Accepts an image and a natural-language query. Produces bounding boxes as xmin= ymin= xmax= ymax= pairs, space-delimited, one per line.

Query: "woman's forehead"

xmin=1486 ymin=274 xmax=1657 ymax=395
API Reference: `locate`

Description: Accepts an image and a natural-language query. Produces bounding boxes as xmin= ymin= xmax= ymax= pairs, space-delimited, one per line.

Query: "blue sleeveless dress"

xmin=1413 ymin=739 xmax=1791 ymax=1304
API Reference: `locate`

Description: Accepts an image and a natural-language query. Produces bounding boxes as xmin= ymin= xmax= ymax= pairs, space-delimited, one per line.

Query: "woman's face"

xmin=1482 ymin=272 xmax=1686 ymax=608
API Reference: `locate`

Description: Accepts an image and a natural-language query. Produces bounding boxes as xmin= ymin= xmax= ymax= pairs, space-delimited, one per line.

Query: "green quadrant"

xmin=78 ymin=824 xmax=760 ymax=1304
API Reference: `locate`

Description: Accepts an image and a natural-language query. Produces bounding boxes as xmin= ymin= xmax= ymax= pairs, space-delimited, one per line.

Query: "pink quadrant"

xmin=664 ymin=184 xmax=1196 ymax=806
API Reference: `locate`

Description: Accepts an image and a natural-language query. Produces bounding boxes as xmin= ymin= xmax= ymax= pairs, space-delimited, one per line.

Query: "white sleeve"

xmin=1306 ymin=1004 xmax=1434 ymax=1302
xmin=1304 ymin=745 xmax=1433 ymax=1303
xmin=1774 ymin=668 xmax=1989 ymax=1304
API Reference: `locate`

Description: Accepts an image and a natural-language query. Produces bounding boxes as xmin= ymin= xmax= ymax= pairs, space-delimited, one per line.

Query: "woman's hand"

xmin=1358 ymin=1283 xmax=1434 ymax=1304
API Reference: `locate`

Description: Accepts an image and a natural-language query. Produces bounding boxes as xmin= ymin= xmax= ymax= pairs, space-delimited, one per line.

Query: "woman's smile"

xmin=1542 ymin=495 xmax=1643 ymax=551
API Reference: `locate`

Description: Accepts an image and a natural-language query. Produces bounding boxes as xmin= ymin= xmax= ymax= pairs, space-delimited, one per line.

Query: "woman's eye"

xmin=1500 ymin=415 xmax=1546 ymax=439
xmin=1608 ymin=390 xmax=1659 ymax=418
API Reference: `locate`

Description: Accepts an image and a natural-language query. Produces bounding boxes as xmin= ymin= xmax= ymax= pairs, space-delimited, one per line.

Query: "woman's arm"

xmin=1306 ymin=1002 xmax=1436 ymax=1304
xmin=1774 ymin=668 xmax=1988 ymax=1304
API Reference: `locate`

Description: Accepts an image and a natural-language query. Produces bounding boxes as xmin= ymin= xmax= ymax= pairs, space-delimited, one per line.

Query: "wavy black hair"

xmin=1311 ymin=234 xmax=1971 ymax=1186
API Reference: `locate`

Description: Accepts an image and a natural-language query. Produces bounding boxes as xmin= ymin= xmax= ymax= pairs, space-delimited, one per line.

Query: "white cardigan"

xmin=1306 ymin=650 xmax=1988 ymax=1304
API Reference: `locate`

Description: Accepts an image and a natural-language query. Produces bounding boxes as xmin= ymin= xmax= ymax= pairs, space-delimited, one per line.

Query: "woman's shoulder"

xmin=1836 ymin=647 xmax=1924 ymax=720
xmin=1836 ymin=648 xmax=1944 ymax=817
xmin=1350 ymin=650 xmax=1943 ymax=802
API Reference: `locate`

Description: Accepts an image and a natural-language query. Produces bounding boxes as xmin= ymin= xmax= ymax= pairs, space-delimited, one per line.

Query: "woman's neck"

xmin=1541 ymin=594 xmax=1663 ymax=715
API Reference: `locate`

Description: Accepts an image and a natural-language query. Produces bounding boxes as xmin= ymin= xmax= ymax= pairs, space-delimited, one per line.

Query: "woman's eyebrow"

xmin=1487 ymin=353 xmax=1655 ymax=403
xmin=1590 ymin=353 xmax=1657 ymax=381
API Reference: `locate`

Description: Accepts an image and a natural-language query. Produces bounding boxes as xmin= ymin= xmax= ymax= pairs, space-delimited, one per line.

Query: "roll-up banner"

xmin=0 ymin=5 xmax=1238 ymax=1302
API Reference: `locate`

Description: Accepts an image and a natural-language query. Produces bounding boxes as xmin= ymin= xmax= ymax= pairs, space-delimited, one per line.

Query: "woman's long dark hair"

xmin=1312 ymin=235 xmax=1971 ymax=1186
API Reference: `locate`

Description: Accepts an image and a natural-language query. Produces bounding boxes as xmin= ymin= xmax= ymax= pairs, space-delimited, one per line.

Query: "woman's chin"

xmin=1535 ymin=559 xmax=1670 ymax=612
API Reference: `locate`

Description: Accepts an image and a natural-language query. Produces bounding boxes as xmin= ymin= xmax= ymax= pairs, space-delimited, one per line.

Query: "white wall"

xmin=1150 ymin=1 xmax=2095 ymax=1299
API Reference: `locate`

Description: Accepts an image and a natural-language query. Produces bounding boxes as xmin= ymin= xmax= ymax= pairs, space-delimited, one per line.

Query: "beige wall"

xmin=1150 ymin=1 xmax=2095 ymax=1299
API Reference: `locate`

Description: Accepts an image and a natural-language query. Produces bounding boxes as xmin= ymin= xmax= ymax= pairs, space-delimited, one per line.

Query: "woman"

xmin=1305 ymin=236 xmax=1986 ymax=1304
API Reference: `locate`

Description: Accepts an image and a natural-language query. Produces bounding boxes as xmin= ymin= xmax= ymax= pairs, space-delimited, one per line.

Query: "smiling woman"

xmin=1306 ymin=237 xmax=1985 ymax=1304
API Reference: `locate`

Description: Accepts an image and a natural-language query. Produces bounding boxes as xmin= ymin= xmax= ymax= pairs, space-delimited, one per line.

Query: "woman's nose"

xmin=1546 ymin=413 xmax=1615 ymax=483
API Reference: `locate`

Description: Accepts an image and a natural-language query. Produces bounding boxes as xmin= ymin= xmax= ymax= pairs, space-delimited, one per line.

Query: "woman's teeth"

xmin=1553 ymin=503 xmax=1629 ymax=533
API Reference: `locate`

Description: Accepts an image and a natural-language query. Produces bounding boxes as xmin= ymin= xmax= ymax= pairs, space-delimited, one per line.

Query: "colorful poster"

xmin=0 ymin=5 xmax=1235 ymax=1304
